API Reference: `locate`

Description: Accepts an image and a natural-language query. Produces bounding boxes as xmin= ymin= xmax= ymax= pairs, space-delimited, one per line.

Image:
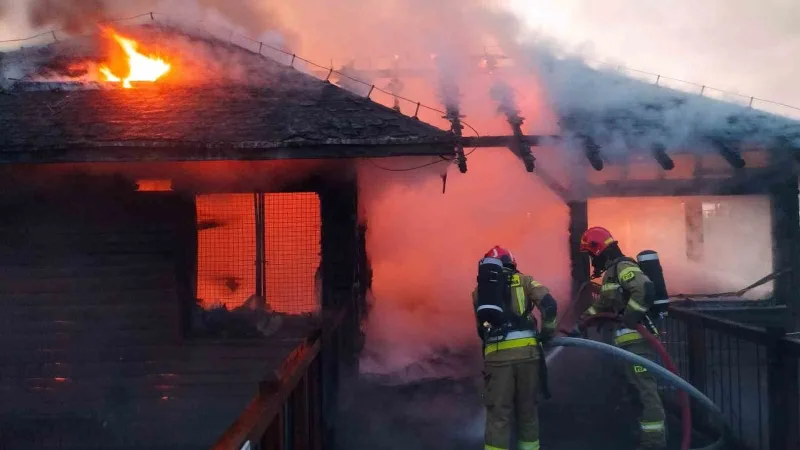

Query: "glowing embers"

xmin=99 ymin=28 xmax=171 ymax=89
xmin=135 ymin=179 xmax=173 ymax=192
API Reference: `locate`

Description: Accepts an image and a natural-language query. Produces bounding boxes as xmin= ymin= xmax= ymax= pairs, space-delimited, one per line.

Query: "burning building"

xmin=2 ymin=12 xmax=800 ymax=450
xmin=0 ymin=22 xmax=457 ymax=450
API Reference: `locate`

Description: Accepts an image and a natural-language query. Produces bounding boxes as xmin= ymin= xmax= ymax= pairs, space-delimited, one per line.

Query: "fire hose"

xmin=551 ymin=313 xmax=729 ymax=450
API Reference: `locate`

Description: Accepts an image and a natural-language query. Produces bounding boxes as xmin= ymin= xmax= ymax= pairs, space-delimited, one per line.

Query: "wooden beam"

xmin=586 ymin=167 xmax=792 ymax=197
xmin=0 ymin=142 xmax=456 ymax=164
xmin=651 ymin=143 xmax=675 ymax=170
xmin=709 ymin=137 xmax=747 ymax=169
xmin=460 ymin=134 xmax=548 ymax=148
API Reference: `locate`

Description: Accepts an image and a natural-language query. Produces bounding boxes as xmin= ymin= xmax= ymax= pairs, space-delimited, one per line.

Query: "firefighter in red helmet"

xmin=473 ymin=245 xmax=559 ymax=450
xmin=579 ymin=227 xmax=667 ymax=450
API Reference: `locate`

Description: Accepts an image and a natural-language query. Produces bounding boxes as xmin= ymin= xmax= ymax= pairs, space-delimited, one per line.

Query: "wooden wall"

xmin=0 ymin=177 xmax=199 ymax=448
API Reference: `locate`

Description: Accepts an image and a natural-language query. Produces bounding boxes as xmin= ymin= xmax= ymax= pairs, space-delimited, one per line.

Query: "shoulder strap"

xmin=609 ymin=257 xmax=637 ymax=280
xmin=512 ymin=272 xmax=534 ymax=318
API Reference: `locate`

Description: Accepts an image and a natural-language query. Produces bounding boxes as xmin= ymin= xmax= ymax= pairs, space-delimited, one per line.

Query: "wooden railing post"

xmin=766 ymin=327 xmax=800 ymax=450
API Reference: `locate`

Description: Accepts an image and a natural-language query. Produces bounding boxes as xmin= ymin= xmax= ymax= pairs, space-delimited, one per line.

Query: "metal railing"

xmin=576 ymin=283 xmax=800 ymax=450
xmin=663 ymin=306 xmax=800 ymax=450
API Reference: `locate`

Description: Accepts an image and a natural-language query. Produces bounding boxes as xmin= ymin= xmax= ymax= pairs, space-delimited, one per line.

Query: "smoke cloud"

xmin=28 ymin=0 xmax=108 ymax=33
xmin=1 ymin=0 xmax=294 ymax=49
xmin=357 ymin=150 xmax=570 ymax=380
xmin=0 ymin=0 xmax=787 ymax=387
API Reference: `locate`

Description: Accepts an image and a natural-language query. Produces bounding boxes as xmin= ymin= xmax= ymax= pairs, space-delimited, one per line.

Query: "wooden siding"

xmin=0 ymin=186 xmax=318 ymax=449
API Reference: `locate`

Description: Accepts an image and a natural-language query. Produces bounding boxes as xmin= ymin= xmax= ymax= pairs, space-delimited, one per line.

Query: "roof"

xmin=0 ymin=26 xmax=452 ymax=164
xmin=535 ymin=55 xmax=800 ymax=157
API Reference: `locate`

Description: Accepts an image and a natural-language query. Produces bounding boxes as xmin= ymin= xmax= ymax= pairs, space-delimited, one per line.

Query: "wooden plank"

xmin=0 ymin=335 xmax=179 ymax=351
xmin=0 ymin=302 xmax=178 ymax=317
xmin=0 ymin=318 xmax=177 ymax=335
xmin=0 ymin=384 xmax=261 ymax=411
xmin=0 ymin=142 xmax=454 ymax=164
xmin=0 ymin=231 xmax=176 ymax=244
xmin=0 ymin=245 xmax=174 ymax=257
xmin=0 ymin=278 xmax=178 ymax=294
xmin=0 ymin=371 xmax=277 ymax=387
xmin=0 ymin=337 xmax=309 ymax=363
xmin=0 ymin=289 xmax=178 ymax=306
xmin=0 ymin=262 xmax=175 ymax=278
xmin=0 ymin=254 xmax=176 ymax=267
xmin=1 ymin=358 xmax=288 ymax=380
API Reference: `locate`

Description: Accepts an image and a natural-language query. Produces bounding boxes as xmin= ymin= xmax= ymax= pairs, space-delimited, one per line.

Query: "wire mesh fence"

xmin=195 ymin=193 xmax=257 ymax=309
xmin=265 ymin=193 xmax=321 ymax=315
xmin=195 ymin=192 xmax=321 ymax=314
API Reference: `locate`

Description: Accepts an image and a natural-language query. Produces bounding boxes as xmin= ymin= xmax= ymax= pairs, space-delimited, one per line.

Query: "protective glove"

xmin=539 ymin=329 xmax=554 ymax=345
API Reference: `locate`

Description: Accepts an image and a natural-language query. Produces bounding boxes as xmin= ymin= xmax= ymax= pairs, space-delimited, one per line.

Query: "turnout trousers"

xmin=483 ymin=359 xmax=540 ymax=450
xmin=615 ymin=329 xmax=667 ymax=450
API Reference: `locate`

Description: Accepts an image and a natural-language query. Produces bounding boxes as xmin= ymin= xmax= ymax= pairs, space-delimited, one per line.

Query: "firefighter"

xmin=473 ymin=246 xmax=559 ymax=450
xmin=578 ymin=227 xmax=667 ymax=450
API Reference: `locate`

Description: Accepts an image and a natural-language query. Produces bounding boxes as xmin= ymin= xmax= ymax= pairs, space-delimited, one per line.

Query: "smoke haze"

xmin=0 ymin=0 xmax=789 ymax=383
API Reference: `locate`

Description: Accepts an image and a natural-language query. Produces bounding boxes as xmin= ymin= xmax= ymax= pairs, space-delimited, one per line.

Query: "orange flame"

xmin=99 ymin=29 xmax=171 ymax=89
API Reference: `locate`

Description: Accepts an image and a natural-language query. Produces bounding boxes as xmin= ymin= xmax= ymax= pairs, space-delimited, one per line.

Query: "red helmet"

xmin=484 ymin=245 xmax=517 ymax=269
xmin=580 ymin=227 xmax=617 ymax=256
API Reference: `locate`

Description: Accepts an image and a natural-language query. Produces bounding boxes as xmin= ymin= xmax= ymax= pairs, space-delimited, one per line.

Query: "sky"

xmin=507 ymin=0 xmax=800 ymax=110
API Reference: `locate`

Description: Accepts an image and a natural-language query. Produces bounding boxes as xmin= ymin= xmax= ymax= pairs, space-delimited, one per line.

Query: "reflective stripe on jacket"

xmin=484 ymin=330 xmax=538 ymax=356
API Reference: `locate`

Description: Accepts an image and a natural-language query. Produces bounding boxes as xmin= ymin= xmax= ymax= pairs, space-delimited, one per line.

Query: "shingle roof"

xmin=0 ymin=26 xmax=452 ymax=164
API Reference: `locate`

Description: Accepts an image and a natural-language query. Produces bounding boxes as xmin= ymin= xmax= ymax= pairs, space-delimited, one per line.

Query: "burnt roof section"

xmin=0 ymin=25 xmax=452 ymax=164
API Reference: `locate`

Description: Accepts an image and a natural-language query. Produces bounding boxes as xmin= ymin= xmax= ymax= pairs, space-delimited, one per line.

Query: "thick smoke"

xmin=357 ymin=151 xmax=570 ymax=380
xmin=3 ymin=0 xmax=294 ymax=48
xmin=507 ymin=0 xmax=800 ymax=108
xmin=28 ymin=0 xmax=108 ymax=33
xmin=1 ymin=0 xmax=787 ymax=383
xmin=589 ymin=196 xmax=774 ymax=300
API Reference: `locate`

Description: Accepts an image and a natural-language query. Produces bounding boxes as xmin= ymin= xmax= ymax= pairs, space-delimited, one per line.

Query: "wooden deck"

xmin=0 ymin=319 xmax=318 ymax=450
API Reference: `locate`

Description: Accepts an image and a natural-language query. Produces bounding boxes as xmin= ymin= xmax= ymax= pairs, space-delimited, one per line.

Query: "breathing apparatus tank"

xmin=475 ymin=257 xmax=512 ymax=330
xmin=636 ymin=250 xmax=670 ymax=324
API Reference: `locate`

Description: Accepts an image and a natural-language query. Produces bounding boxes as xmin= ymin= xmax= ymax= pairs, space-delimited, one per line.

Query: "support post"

xmin=318 ymin=177 xmax=360 ymax=449
xmin=254 ymin=193 xmax=266 ymax=298
xmin=568 ymin=201 xmax=590 ymax=311
xmin=769 ymin=176 xmax=800 ymax=331
xmin=684 ymin=198 xmax=704 ymax=262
